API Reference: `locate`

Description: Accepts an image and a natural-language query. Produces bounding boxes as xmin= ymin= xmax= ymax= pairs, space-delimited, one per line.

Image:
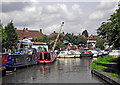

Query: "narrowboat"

xmin=2 ymin=48 xmax=38 ymax=71
xmin=0 ymin=53 xmax=7 ymax=76
xmin=37 ymin=51 xmax=56 ymax=64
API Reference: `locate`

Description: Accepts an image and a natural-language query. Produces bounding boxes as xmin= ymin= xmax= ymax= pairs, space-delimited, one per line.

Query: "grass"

xmin=91 ymin=55 xmax=117 ymax=70
xmin=91 ymin=61 xmax=107 ymax=70
xmin=91 ymin=55 xmax=119 ymax=79
xmin=108 ymin=73 xmax=120 ymax=79
xmin=93 ymin=56 xmax=117 ymax=64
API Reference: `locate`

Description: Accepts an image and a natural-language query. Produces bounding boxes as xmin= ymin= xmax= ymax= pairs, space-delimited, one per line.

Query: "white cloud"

xmin=44 ymin=24 xmax=61 ymax=34
xmin=96 ymin=2 xmax=116 ymax=10
xmin=89 ymin=1 xmax=118 ymax=20
xmin=1 ymin=1 xmax=118 ymax=35
xmin=89 ymin=11 xmax=106 ymax=20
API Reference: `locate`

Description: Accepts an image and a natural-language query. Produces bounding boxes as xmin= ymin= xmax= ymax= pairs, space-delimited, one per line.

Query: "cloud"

xmin=96 ymin=1 xmax=117 ymax=10
xmin=1 ymin=1 xmax=118 ymax=35
xmin=2 ymin=2 xmax=31 ymax=13
xmin=44 ymin=24 xmax=61 ymax=34
xmin=89 ymin=2 xmax=118 ymax=20
xmin=89 ymin=11 xmax=106 ymax=20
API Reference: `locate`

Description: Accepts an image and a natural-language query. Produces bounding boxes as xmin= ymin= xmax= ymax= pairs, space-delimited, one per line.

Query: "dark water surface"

xmin=2 ymin=57 xmax=109 ymax=84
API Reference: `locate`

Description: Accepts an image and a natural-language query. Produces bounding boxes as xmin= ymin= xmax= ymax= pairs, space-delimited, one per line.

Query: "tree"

xmin=0 ymin=21 xmax=7 ymax=52
xmin=97 ymin=7 xmax=120 ymax=49
xmin=64 ymin=34 xmax=74 ymax=43
xmin=82 ymin=30 xmax=89 ymax=37
xmin=34 ymin=36 xmax=43 ymax=42
xmin=5 ymin=21 xmax=18 ymax=51
xmin=2 ymin=27 xmax=7 ymax=48
xmin=95 ymin=37 xmax=105 ymax=50
xmin=73 ymin=35 xmax=87 ymax=45
xmin=34 ymin=35 xmax=49 ymax=43
xmin=0 ymin=22 xmax=3 ymax=52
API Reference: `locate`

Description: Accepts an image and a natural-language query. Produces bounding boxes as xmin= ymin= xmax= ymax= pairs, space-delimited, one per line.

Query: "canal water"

xmin=2 ymin=57 xmax=109 ymax=84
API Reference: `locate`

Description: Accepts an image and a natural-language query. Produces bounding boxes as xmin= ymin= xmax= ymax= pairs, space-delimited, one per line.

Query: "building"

xmin=47 ymin=31 xmax=58 ymax=38
xmin=47 ymin=31 xmax=65 ymax=38
xmin=87 ymin=34 xmax=100 ymax=48
xmin=16 ymin=28 xmax=44 ymax=40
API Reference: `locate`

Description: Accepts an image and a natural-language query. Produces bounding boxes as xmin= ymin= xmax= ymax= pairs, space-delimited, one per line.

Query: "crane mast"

xmin=52 ymin=22 xmax=64 ymax=51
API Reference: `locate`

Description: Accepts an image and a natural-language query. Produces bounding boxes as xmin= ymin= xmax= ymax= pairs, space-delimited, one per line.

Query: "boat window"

xmin=61 ymin=52 xmax=65 ymax=54
xmin=44 ymin=53 xmax=51 ymax=60
xmin=27 ymin=55 xmax=32 ymax=61
xmin=15 ymin=57 xmax=20 ymax=63
xmin=5 ymin=56 xmax=7 ymax=60
xmin=13 ymin=55 xmax=21 ymax=63
xmin=8 ymin=56 xmax=12 ymax=61
xmin=40 ymin=53 xmax=43 ymax=60
xmin=12 ymin=58 xmax=15 ymax=63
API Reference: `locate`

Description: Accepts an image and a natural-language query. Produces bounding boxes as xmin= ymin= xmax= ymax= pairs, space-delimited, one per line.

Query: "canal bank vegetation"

xmin=91 ymin=56 xmax=120 ymax=79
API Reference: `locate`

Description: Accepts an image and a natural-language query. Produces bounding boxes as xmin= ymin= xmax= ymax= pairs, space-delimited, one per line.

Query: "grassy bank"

xmin=91 ymin=55 xmax=120 ymax=79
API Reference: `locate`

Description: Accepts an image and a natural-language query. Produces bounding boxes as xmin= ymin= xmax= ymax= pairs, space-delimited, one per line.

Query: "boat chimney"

xmin=72 ymin=33 xmax=74 ymax=36
xmin=26 ymin=28 xmax=28 ymax=30
xmin=53 ymin=31 xmax=56 ymax=33
xmin=23 ymin=28 xmax=25 ymax=32
xmin=62 ymin=32 xmax=64 ymax=35
xmin=40 ymin=29 xmax=42 ymax=33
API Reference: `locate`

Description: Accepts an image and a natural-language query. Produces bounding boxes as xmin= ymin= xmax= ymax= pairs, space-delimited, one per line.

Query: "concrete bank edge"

xmin=91 ymin=69 xmax=120 ymax=85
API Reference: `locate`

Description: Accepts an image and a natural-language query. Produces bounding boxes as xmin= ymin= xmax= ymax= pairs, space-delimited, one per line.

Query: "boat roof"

xmin=0 ymin=53 xmax=9 ymax=55
xmin=38 ymin=51 xmax=50 ymax=53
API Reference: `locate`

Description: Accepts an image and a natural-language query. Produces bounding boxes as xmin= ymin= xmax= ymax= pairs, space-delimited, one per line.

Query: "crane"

xmin=52 ymin=22 xmax=64 ymax=51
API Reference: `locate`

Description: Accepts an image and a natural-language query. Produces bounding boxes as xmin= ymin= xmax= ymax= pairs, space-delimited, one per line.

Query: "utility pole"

xmin=52 ymin=22 xmax=64 ymax=51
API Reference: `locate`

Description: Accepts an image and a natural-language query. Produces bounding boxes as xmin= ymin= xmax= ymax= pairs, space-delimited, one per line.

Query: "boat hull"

xmin=57 ymin=54 xmax=81 ymax=58
xmin=38 ymin=57 xmax=56 ymax=64
xmin=37 ymin=52 xmax=56 ymax=64
xmin=80 ymin=53 xmax=93 ymax=57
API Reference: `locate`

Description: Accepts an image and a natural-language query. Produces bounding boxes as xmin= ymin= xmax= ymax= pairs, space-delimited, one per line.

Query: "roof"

xmin=87 ymin=35 xmax=100 ymax=40
xmin=48 ymin=31 xmax=58 ymax=37
xmin=16 ymin=29 xmax=44 ymax=38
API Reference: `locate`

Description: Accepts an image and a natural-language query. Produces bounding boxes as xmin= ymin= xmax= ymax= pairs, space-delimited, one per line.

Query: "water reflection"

xmin=2 ymin=57 xmax=108 ymax=83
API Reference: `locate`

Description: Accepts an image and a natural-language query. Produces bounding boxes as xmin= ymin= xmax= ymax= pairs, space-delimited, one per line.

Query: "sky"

xmin=0 ymin=0 xmax=119 ymax=35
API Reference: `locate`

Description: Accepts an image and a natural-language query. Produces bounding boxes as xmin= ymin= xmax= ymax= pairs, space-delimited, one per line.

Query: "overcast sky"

xmin=0 ymin=0 xmax=119 ymax=35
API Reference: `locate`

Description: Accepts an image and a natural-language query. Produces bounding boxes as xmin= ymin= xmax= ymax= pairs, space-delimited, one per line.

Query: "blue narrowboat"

xmin=2 ymin=48 xmax=38 ymax=71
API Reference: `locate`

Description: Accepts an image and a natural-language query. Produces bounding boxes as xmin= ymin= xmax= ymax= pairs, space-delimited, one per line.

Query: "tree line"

xmin=34 ymin=32 xmax=88 ymax=50
xmin=97 ymin=6 xmax=120 ymax=49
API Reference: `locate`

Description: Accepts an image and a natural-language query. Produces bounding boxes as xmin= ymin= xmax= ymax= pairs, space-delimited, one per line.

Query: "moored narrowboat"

xmin=37 ymin=51 xmax=56 ymax=64
xmin=1 ymin=48 xmax=38 ymax=71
